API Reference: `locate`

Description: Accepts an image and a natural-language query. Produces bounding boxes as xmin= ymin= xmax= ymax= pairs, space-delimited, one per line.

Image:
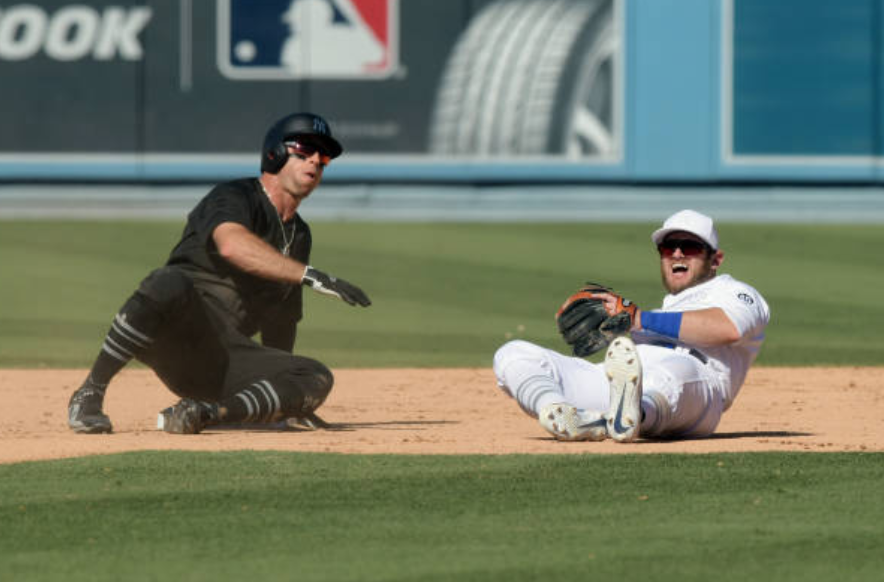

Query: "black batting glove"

xmin=302 ymin=266 xmax=372 ymax=307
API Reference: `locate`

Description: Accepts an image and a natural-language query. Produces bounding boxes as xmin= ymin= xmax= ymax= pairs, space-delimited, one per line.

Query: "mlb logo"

xmin=217 ymin=0 xmax=399 ymax=80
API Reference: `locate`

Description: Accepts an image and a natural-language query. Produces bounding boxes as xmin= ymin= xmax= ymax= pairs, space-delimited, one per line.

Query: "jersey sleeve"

xmin=190 ymin=183 xmax=256 ymax=245
xmin=716 ymin=281 xmax=770 ymax=340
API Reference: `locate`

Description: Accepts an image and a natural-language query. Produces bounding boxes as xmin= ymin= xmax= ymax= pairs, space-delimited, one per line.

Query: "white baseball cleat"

xmin=539 ymin=403 xmax=607 ymax=441
xmin=605 ymin=336 xmax=643 ymax=443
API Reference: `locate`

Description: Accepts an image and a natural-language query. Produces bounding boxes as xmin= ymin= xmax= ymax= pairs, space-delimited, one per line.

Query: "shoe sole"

xmin=285 ymin=414 xmax=329 ymax=431
xmin=605 ymin=336 xmax=642 ymax=443
xmin=69 ymin=420 xmax=113 ymax=434
xmin=539 ymin=403 xmax=607 ymax=441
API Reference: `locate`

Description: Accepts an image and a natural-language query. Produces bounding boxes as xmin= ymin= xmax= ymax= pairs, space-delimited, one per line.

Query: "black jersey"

xmin=166 ymin=178 xmax=312 ymax=338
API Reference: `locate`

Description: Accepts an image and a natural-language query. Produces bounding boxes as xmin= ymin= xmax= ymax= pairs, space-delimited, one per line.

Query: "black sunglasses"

xmin=657 ymin=238 xmax=710 ymax=257
xmin=284 ymin=140 xmax=332 ymax=168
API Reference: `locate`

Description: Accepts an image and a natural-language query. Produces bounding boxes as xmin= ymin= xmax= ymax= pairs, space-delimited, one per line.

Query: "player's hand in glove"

xmin=302 ymin=266 xmax=372 ymax=307
xmin=555 ymin=283 xmax=638 ymax=357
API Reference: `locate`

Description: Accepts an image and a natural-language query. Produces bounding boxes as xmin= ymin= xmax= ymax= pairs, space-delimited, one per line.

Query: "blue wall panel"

xmin=733 ymin=0 xmax=877 ymax=156
xmin=629 ymin=0 xmax=717 ymax=179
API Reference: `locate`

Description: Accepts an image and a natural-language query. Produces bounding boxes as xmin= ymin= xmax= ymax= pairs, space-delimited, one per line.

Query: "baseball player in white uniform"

xmin=493 ymin=209 xmax=770 ymax=442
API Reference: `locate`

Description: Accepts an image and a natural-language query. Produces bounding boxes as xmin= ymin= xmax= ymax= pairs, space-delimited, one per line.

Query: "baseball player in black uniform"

xmin=67 ymin=112 xmax=371 ymax=434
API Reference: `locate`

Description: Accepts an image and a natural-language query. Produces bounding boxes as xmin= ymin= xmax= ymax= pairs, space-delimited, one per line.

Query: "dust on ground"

xmin=1 ymin=367 xmax=881 ymax=464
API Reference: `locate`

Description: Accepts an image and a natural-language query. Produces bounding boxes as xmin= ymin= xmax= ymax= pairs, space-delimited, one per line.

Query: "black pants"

xmin=131 ymin=267 xmax=332 ymax=417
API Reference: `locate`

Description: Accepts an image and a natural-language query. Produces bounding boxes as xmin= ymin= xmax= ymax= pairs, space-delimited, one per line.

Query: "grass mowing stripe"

xmin=1 ymin=452 xmax=881 ymax=582
xmin=3 ymin=221 xmax=884 ymax=366
xmin=2 ymin=220 xmax=884 ymax=367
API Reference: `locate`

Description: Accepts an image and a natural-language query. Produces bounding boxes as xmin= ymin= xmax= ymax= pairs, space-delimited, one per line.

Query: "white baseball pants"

xmin=493 ymin=340 xmax=727 ymax=438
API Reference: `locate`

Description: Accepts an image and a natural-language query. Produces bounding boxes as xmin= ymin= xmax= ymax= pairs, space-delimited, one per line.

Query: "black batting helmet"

xmin=261 ymin=112 xmax=343 ymax=174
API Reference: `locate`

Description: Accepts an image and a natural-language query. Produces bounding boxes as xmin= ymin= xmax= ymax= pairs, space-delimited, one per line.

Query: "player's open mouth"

xmin=672 ymin=263 xmax=688 ymax=273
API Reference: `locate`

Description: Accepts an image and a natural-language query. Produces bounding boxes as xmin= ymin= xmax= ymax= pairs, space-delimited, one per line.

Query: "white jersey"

xmin=633 ymin=274 xmax=770 ymax=409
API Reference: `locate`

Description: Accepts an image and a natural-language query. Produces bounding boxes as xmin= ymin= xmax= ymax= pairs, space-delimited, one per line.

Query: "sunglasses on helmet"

xmin=657 ymin=238 xmax=711 ymax=258
xmin=284 ymin=140 xmax=332 ymax=168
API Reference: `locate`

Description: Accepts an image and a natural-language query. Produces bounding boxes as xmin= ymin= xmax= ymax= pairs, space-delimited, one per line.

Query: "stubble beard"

xmin=661 ymin=257 xmax=716 ymax=295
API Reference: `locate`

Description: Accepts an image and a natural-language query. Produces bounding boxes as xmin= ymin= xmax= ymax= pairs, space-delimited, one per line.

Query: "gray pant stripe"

xmin=255 ymin=380 xmax=281 ymax=419
xmin=253 ymin=382 xmax=275 ymax=422
xmin=236 ymin=393 xmax=255 ymax=421
xmin=104 ymin=335 xmax=134 ymax=359
xmin=245 ymin=390 xmax=262 ymax=421
xmin=101 ymin=340 xmax=130 ymax=363
xmin=516 ymin=376 xmax=559 ymax=418
xmin=113 ymin=314 xmax=152 ymax=347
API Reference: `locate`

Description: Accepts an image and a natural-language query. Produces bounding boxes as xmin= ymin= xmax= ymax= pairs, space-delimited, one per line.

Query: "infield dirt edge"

xmin=1 ymin=366 xmax=881 ymax=464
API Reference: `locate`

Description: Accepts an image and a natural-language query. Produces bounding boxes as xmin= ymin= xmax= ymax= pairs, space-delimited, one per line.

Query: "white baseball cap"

xmin=651 ymin=209 xmax=718 ymax=250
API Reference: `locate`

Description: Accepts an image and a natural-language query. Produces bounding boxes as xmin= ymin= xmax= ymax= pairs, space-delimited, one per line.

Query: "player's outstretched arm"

xmin=213 ymin=222 xmax=371 ymax=307
xmin=214 ymin=222 xmax=306 ymax=281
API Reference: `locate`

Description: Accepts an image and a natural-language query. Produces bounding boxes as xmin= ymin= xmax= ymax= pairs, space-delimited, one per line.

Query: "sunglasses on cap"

xmin=657 ymin=238 xmax=711 ymax=258
xmin=284 ymin=140 xmax=332 ymax=168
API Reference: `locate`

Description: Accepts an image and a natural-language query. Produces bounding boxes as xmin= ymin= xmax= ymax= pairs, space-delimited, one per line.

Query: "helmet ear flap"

xmin=262 ymin=141 xmax=289 ymax=174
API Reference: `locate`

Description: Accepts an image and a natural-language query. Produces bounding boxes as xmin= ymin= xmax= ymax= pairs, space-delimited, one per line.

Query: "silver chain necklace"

xmin=260 ymin=181 xmax=295 ymax=256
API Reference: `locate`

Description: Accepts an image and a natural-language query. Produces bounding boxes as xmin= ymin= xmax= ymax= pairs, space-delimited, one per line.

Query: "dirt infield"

xmin=1 ymin=367 xmax=881 ymax=464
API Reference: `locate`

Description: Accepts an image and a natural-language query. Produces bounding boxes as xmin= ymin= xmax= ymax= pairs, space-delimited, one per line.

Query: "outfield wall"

xmin=4 ymin=183 xmax=884 ymax=222
xmin=4 ymin=0 xmax=884 ymax=184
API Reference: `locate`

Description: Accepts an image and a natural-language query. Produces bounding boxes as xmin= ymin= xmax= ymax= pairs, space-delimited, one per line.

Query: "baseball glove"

xmin=555 ymin=283 xmax=636 ymax=357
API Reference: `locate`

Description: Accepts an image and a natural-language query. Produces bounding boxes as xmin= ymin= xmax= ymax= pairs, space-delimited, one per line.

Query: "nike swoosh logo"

xmin=612 ymin=392 xmax=630 ymax=434
xmin=578 ymin=417 xmax=606 ymax=430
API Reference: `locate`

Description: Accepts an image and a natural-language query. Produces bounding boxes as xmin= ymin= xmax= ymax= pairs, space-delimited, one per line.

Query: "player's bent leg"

xmin=68 ymin=269 xmax=188 ymax=434
xmin=157 ymin=319 xmax=336 ymax=434
xmin=494 ymin=340 xmax=611 ymax=441
xmin=136 ymin=266 xmax=230 ymax=391
xmin=158 ymin=357 xmax=333 ymax=435
xmin=493 ymin=340 xmax=567 ymax=418
xmin=213 ymin=356 xmax=334 ymax=429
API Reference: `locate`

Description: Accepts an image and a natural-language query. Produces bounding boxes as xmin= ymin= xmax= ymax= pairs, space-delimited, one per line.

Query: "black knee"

xmin=311 ymin=362 xmax=334 ymax=394
xmin=276 ymin=359 xmax=334 ymax=415
xmin=297 ymin=360 xmax=334 ymax=412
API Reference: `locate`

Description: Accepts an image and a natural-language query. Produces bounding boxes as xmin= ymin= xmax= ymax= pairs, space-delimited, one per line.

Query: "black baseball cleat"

xmin=157 ymin=399 xmax=219 ymax=435
xmin=68 ymin=380 xmax=113 ymax=434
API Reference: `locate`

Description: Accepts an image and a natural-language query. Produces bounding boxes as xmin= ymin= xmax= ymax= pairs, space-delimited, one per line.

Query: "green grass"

xmin=2 ymin=220 xmax=883 ymax=367
xmin=1 ymin=451 xmax=881 ymax=582
xmin=2 ymin=220 xmax=882 ymax=581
